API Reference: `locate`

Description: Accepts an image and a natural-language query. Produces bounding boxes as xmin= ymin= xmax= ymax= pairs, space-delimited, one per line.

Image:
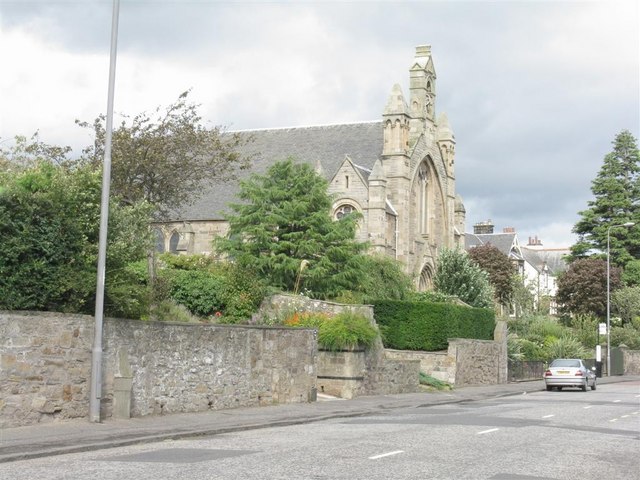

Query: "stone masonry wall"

xmin=621 ymin=347 xmax=640 ymax=375
xmin=0 ymin=311 xmax=316 ymax=428
xmin=262 ymin=294 xmax=420 ymax=397
xmin=450 ymin=338 xmax=504 ymax=386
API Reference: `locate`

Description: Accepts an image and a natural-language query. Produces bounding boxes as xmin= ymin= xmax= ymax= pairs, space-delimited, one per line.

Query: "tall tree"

xmin=570 ymin=130 xmax=640 ymax=266
xmin=556 ymin=257 xmax=622 ymax=319
xmin=0 ymin=133 xmax=72 ymax=173
xmin=468 ymin=244 xmax=516 ymax=307
xmin=215 ymin=158 xmax=367 ymax=299
xmin=76 ymin=90 xmax=251 ymax=215
xmin=0 ymin=162 xmax=152 ymax=315
xmin=433 ymin=248 xmax=494 ymax=308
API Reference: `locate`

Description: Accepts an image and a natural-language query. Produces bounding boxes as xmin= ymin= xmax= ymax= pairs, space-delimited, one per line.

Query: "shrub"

xmin=155 ymin=254 xmax=266 ymax=321
xmin=543 ymin=336 xmax=590 ymax=362
xmin=150 ymin=299 xmax=200 ymax=323
xmin=610 ymin=324 xmax=640 ymax=349
xmin=318 ymin=312 xmax=378 ymax=351
xmin=374 ymin=300 xmax=495 ymax=351
xmin=163 ymin=269 xmax=225 ymax=317
xmin=283 ymin=311 xmax=378 ymax=351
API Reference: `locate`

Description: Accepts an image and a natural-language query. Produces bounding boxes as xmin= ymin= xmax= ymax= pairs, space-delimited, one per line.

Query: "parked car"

xmin=544 ymin=359 xmax=597 ymax=392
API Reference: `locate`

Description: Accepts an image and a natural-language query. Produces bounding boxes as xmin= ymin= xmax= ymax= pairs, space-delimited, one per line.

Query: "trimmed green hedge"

xmin=373 ymin=300 xmax=495 ymax=351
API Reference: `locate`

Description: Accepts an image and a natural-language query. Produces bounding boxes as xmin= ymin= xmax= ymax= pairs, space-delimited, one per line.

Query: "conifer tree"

xmin=570 ymin=130 xmax=639 ymax=266
xmin=215 ymin=158 xmax=367 ymax=299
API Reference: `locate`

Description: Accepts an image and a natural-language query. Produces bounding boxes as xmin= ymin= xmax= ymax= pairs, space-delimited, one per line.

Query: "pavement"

xmin=1 ymin=375 xmax=638 ymax=464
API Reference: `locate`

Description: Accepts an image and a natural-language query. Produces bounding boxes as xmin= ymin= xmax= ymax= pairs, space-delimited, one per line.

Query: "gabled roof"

xmin=522 ymin=247 xmax=570 ymax=275
xmin=168 ymin=122 xmax=384 ymax=222
xmin=465 ymin=232 xmax=524 ymax=261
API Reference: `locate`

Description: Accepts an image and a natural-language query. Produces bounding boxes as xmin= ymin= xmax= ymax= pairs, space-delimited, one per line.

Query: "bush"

xmin=149 ymin=299 xmax=200 ymax=323
xmin=610 ymin=324 xmax=640 ymax=349
xmin=163 ymin=269 xmax=225 ymax=317
xmin=374 ymin=300 xmax=495 ymax=351
xmin=543 ymin=336 xmax=590 ymax=362
xmin=283 ymin=311 xmax=378 ymax=351
xmin=155 ymin=254 xmax=266 ymax=322
xmin=318 ymin=312 xmax=378 ymax=351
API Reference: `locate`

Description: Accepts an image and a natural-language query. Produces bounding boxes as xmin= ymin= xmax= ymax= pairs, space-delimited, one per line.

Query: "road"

xmin=1 ymin=381 xmax=638 ymax=480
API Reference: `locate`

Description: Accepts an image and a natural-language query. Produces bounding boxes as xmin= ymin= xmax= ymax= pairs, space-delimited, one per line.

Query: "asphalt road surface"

xmin=1 ymin=381 xmax=638 ymax=480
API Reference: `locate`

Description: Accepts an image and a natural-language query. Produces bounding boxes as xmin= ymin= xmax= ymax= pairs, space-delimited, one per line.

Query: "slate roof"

xmin=465 ymin=232 xmax=524 ymax=261
xmin=521 ymin=247 xmax=570 ymax=275
xmin=168 ymin=121 xmax=384 ymax=222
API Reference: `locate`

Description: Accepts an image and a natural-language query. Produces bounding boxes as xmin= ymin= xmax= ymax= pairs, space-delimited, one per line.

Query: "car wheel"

xmin=591 ymin=379 xmax=596 ymax=391
xmin=546 ymin=385 xmax=552 ymax=391
xmin=581 ymin=381 xmax=587 ymax=392
xmin=557 ymin=387 xmax=562 ymax=391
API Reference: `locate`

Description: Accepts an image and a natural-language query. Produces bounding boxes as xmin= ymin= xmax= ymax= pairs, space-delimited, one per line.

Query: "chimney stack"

xmin=473 ymin=219 xmax=494 ymax=235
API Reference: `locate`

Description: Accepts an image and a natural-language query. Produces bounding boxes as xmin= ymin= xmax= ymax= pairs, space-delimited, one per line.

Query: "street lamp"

xmin=606 ymin=221 xmax=635 ymax=376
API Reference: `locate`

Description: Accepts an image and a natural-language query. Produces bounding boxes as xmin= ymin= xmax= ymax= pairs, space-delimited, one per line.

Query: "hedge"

xmin=373 ymin=300 xmax=495 ymax=351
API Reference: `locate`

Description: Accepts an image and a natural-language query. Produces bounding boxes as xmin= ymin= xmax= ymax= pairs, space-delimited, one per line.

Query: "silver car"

xmin=544 ymin=358 xmax=597 ymax=392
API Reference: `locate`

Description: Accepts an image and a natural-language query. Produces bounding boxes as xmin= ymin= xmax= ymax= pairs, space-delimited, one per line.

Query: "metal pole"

xmin=89 ymin=0 xmax=120 ymax=423
xmin=606 ymin=227 xmax=611 ymax=377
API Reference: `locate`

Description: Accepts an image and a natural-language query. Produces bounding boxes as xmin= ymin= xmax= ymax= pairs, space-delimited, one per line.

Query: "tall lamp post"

xmin=606 ymin=222 xmax=635 ymax=376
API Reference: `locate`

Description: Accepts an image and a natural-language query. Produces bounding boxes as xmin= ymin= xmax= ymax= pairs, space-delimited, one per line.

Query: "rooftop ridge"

xmin=229 ymin=120 xmax=381 ymax=134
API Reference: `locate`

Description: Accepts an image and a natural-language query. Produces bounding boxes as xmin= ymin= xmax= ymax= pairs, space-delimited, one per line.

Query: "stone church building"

xmin=154 ymin=45 xmax=466 ymax=290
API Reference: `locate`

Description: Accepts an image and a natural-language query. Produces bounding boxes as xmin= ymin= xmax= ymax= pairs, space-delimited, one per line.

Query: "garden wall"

xmin=621 ymin=347 xmax=640 ymax=375
xmin=0 ymin=311 xmax=317 ymax=428
xmin=258 ymin=294 xmax=421 ymax=398
xmin=385 ymin=321 xmax=508 ymax=386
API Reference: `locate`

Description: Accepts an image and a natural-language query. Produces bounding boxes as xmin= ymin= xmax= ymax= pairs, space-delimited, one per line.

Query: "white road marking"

xmin=477 ymin=428 xmax=500 ymax=435
xmin=542 ymin=414 xmax=554 ymax=418
xmin=613 ymin=400 xmax=621 ymax=403
xmin=635 ymin=395 xmax=640 ymax=398
xmin=369 ymin=450 xmax=404 ymax=460
xmin=610 ymin=418 xmax=618 ymax=422
xmin=621 ymin=415 xmax=629 ymax=418
xmin=583 ymin=406 xmax=593 ymax=409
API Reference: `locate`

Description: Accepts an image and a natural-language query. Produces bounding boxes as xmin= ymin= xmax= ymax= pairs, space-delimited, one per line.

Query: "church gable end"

xmin=158 ymin=45 xmax=465 ymax=291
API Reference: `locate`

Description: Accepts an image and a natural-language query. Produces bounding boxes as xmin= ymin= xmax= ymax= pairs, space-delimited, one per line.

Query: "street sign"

xmin=599 ymin=323 xmax=607 ymax=335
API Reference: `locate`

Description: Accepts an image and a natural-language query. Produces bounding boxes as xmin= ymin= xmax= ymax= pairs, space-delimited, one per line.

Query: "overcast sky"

xmin=1 ymin=0 xmax=638 ymax=248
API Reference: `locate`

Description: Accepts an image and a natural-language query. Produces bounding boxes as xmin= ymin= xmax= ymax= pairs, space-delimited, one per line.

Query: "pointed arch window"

xmin=154 ymin=228 xmax=165 ymax=253
xmin=169 ymin=231 xmax=180 ymax=253
xmin=418 ymin=163 xmax=429 ymax=235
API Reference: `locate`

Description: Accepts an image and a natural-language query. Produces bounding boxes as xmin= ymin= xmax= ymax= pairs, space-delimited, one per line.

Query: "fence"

xmin=508 ymin=360 xmax=545 ymax=382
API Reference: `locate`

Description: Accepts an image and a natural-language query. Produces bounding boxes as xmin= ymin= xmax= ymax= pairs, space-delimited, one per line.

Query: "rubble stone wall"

xmin=0 ymin=311 xmax=317 ymax=428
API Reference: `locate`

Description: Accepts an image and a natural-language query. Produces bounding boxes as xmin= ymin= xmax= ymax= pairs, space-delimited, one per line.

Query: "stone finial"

xmin=369 ymin=159 xmax=385 ymax=181
xmin=415 ymin=45 xmax=431 ymax=57
xmin=437 ymin=112 xmax=455 ymax=142
xmin=383 ymin=84 xmax=409 ymax=116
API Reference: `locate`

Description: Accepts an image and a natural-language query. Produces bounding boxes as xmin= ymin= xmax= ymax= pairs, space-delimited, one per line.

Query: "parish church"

xmin=153 ymin=45 xmax=466 ymax=290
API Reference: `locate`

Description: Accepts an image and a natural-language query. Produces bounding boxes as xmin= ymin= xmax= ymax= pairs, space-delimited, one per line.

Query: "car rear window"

xmin=551 ymin=360 xmax=580 ymax=368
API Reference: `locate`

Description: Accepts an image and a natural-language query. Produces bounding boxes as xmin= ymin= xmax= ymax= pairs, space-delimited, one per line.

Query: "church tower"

xmin=409 ymin=45 xmax=437 ymax=145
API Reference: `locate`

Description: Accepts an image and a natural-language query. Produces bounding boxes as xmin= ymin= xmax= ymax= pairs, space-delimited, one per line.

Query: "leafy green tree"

xmin=215 ymin=158 xmax=367 ymax=299
xmin=0 ymin=162 xmax=152 ymax=315
xmin=570 ymin=130 xmax=639 ymax=266
xmin=612 ymin=286 xmax=640 ymax=325
xmin=556 ymin=257 xmax=622 ymax=319
xmin=76 ymin=91 xmax=251 ymax=215
xmin=433 ymin=248 xmax=494 ymax=308
xmin=0 ymin=132 xmax=72 ymax=173
xmin=468 ymin=244 xmax=516 ymax=307
xmin=337 ymin=254 xmax=414 ymax=303
xmin=622 ymin=259 xmax=640 ymax=287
